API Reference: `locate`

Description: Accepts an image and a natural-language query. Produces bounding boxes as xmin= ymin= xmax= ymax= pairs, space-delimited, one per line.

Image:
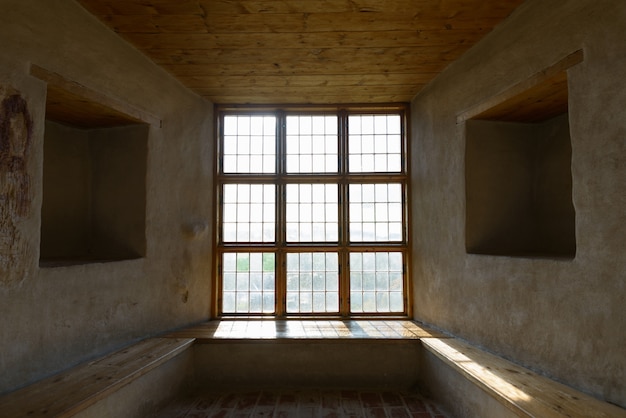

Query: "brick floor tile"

xmin=381 ymin=391 xmax=404 ymax=406
xmin=319 ymin=408 xmax=340 ymax=418
xmin=403 ymin=396 xmax=429 ymax=412
xmin=217 ymin=393 xmax=239 ymax=408
xmin=360 ymin=392 xmax=383 ymax=408
xmin=409 ymin=412 xmax=433 ymax=418
xmin=298 ymin=405 xmax=320 ymax=417
xmin=278 ymin=393 xmax=297 ymax=406
xmin=230 ymin=410 xmax=253 ymax=418
xmin=321 ymin=392 xmax=341 ymax=409
xmin=236 ymin=392 xmax=260 ymax=409
xmin=159 ymin=389 xmax=449 ymax=418
xmin=388 ymin=406 xmax=411 ymax=418
xmin=252 ymin=405 xmax=275 ymax=417
xmin=340 ymin=390 xmax=360 ymax=400
xmin=296 ymin=390 xmax=321 ymax=406
xmin=340 ymin=396 xmax=362 ymax=415
xmin=193 ymin=398 xmax=216 ymax=411
xmin=363 ymin=407 xmax=388 ymax=418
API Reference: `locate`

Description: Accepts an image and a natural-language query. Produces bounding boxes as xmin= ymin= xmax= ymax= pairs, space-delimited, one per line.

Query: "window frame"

xmin=212 ymin=104 xmax=411 ymax=318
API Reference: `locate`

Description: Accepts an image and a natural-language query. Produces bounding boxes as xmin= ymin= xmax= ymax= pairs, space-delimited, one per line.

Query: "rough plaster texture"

xmin=193 ymin=341 xmax=421 ymax=391
xmin=0 ymin=0 xmax=213 ymax=394
xmin=40 ymin=122 xmax=91 ymax=259
xmin=411 ymin=0 xmax=626 ymax=408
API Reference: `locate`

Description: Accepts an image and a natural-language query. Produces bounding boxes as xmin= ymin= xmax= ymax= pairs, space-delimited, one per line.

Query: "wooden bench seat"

xmin=421 ymin=337 xmax=626 ymax=418
xmin=0 ymin=337 xmax=194 ymax=418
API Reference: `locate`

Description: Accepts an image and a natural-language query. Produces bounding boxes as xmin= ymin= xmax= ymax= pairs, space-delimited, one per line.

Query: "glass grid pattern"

xmin=286 ymin=115 xmax=338 ymax=173
xmin=223 ymin=115 xmax=276 ymax=173
xmin=222 ymin=253 xmax=275 ymax=314
xmin=349 ymin=184 xmax=403 ymax=242
xmin=223 ymin=184 xmax=275 ymax=242
xmin=350 ymin=252 xmax=403 ymax=313
xmin=286 ymin=184 xmax=338 ymax=242
xmin=287 ymin=253 xmax=339 ymax=313
xmin=218 ymin=108 xmax=407 ymax=317
xmin=348 ymin=115 xmax=402 ymax=172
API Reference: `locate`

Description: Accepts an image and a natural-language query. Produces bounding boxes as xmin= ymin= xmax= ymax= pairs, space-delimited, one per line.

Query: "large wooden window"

xmin=215 ymin=106 xmax=409 ymax=317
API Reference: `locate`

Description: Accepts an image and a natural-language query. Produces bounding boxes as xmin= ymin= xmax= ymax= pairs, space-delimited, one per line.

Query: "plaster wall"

xmin=89 ymin=124 xmax=148 ymax=259
xmin=193 ymin=341 xmax=420 ymax=390
xmin=411 ymin=0 xmax=626 ymax=407
xmin=0 ymin=0 xmax=214 ymax=393
xmin=40 ymin=122 xmax=91 ymax=259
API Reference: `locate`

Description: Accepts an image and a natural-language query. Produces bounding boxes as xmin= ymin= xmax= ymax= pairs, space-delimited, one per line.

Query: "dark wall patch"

xmin=0 ymin=87 xmax=34 ymax=286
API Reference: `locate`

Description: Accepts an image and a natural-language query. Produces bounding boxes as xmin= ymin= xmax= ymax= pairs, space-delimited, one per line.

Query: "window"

xmin=216 ymin=106 xmax=409 ymax=317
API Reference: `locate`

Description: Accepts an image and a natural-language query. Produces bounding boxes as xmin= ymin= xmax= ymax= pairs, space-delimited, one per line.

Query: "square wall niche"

xmin=33 ymin=66 xmax=157 ymax=266
xmin=462 ymin=51 xmax=582 ymax=258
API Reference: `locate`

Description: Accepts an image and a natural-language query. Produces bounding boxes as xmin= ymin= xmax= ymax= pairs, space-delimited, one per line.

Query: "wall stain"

xmin=0 ymin=86 xmax=34 ymax=286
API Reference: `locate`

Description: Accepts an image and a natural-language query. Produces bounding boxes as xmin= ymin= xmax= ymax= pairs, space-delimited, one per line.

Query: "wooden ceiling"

xmin=76 ymin=0 xmax=525 ymax=105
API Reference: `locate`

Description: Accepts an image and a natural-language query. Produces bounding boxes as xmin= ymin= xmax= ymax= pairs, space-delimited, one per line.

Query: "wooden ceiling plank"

xmin=181 ymin=73 xmax=439 ymax=88
xmin=196 ymin=0 xmax=523 ymax=16
xmin=102 ymin=15 xmax=208 ymax=33
xmin=208 ymin=93 xmax=415 ymax=105
xmin=102 ymin=13 xmax=512 ymax=34
xmin=144 ymin=0 xmax=204 ymax=15
xmin=124 ymin=29 xmax=489 ymax=50
xmin=199 ymin=0 xmax=414 ymax=15
xmin=160 ymin=61 xmax=449 ymax=76
xmin=193 ymin=85 xmax=425 ymax=97
xmin=147 ymin=45 xmax=468 ymax=66
xmin=194 ymin=14 xmax=512 ymax=33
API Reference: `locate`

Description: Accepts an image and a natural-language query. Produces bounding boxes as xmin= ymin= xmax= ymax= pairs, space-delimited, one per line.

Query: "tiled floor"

xmin=157 ymin=389 xmax=449 ymax=418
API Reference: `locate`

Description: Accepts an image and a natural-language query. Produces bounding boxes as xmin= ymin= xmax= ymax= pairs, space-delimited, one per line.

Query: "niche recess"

xmin=461 ymin=51 xmax=583 ymax=258
xmin=32 ymin=65 xmax=159 ymax=266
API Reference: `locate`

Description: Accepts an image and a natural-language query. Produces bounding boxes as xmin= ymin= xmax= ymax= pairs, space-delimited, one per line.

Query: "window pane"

xmin=350 ymin=252 xmax=404 ymax=313
xmin=348 ymin=114 xmax=402 ymax=173
xmin=222 ymin=184 xmax=275 ymax=243
xmin=222 ymin=252 xmax=275 ymax=314
xmin=349 ymin=183 xmax=403 ymax=242
xmin=223 ymin=115 xmax=276 ymax=173
xmin=286 ymin=184 xmax=338 ymax=242
xmin=286 ymin=115 xmax=338 ymax=173
xmin=219 ymin=110 xmax=407 ymax=317
xmin=287 ymin=252 xmax=339 ymax=313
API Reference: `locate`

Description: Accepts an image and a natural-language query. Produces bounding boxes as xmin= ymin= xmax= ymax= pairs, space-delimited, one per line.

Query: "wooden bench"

xmin=2 ymin=322 xmax=624 ymax=418
xmin=421 ymin=337 xmax=626 ymax=418
xmin=0 ymin=337 xmax=194 ymax=418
